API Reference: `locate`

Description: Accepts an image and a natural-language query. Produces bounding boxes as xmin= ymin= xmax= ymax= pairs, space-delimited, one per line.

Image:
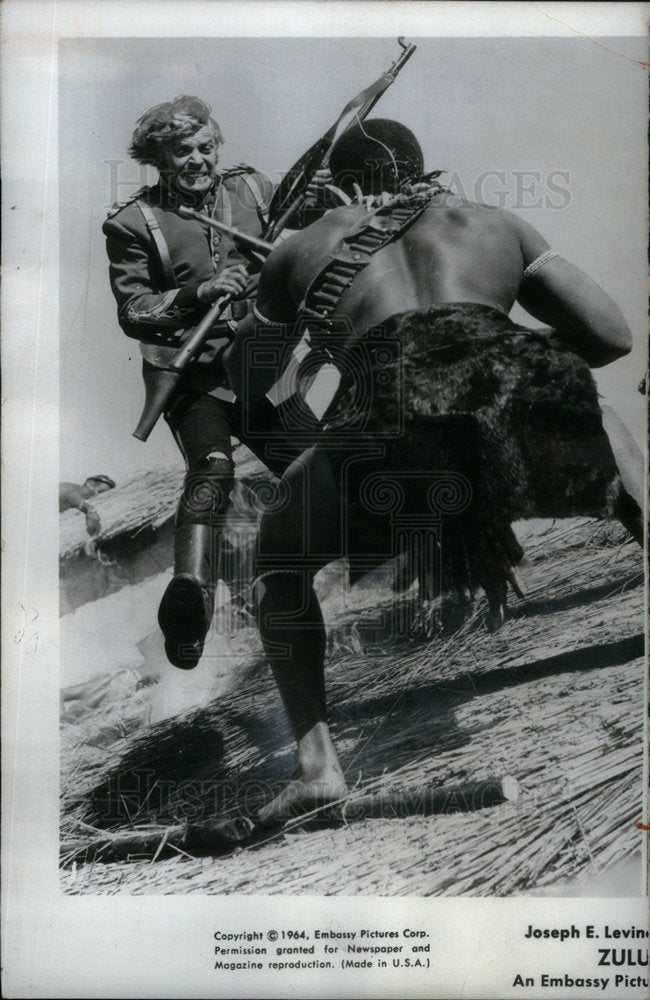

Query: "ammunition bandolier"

xmin=298 ymin=191 xmax=435 ymax=323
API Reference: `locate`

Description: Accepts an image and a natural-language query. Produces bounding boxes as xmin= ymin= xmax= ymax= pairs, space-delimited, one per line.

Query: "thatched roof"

xmin=59 ymin=448 xmax=276 ymax=614
xmin=60 ymin=518 xmax=645 ymax=895
xmin=60 ymin=447 xmax=272 ymax=560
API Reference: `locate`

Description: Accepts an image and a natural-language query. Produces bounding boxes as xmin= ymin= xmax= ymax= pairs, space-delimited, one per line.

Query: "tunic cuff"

xmin=173 ymin=283 xmax=204 ymax=308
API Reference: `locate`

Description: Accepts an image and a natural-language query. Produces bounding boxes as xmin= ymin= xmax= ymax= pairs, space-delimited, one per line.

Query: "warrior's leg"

xmin=159 ymin=394 xmax=236 ymax=669
xmin=238 ymin=392 xmax=322 ymax=478
xmin=252 ymin=446 xmax=348 ymax=825
xmin=599 ymin=403 xmax=644 ymax=546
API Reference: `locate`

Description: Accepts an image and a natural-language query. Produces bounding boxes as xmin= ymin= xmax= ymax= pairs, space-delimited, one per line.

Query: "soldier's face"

xmin=162 ymin=125 xmax=220 ymax=197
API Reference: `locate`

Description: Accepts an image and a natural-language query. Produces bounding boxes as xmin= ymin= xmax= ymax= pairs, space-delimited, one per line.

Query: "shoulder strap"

xmin=298 ymin=194 xmax=433 ymax=321
xmin=224 ymin=164 xmax=269 ymax=226
xmin=135 ymin=199 xmax=176 ymax=287
xmin=105 ymin=186 xmax=148 ymax=220
xmin=217 ymin=183 xmax=232 ymax=229
xmin=239 ymin=172 xmax=269 ymax=225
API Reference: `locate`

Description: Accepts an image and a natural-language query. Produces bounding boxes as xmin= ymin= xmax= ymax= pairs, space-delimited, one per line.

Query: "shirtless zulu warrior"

xmin=226 ymin=119 xmax=643 ymax=826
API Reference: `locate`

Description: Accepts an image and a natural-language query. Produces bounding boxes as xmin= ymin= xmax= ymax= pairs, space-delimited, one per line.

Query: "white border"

xmin=2 ymin=3 xmax=647 ymax=998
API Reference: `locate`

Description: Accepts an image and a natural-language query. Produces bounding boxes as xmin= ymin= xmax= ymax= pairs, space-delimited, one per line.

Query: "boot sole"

xmin=158 ymin=574 xmax=210 ymax=670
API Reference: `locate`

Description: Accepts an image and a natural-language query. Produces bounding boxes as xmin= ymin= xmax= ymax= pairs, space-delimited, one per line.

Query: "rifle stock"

xmin=132 ymin=293 xmax=230 ymax=441
xmin=133 ymin=368 xmax=184 ymax=442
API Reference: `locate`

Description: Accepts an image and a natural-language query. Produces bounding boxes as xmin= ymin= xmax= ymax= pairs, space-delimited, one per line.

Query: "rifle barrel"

xmin=178 ymin=205 xmax=275 ymax=256
xmin=265 ymin=38 xmax=417 ymax=240
xmin=170 ymin=294 xmax=231 ymax=371
xmin=364 ymin=41 xmax=416 ymax=116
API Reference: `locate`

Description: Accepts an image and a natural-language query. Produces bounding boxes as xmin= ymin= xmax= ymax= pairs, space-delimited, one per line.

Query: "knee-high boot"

xmin=158 ymin=523 xmax=221 ymax=669
xmin=158 ymin=455 xmax=234 ymax=669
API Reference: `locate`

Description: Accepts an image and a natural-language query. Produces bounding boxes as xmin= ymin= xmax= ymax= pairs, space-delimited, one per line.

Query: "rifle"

xmin=178 ymin=206 xmax=273 ymax=265
xmin=132 ymin=221 xmax=274 ymax=441
xmin=264 ymin=37 xmax=417 ymax=240
xmin=132 ymin=38 xmax=416 ymax=440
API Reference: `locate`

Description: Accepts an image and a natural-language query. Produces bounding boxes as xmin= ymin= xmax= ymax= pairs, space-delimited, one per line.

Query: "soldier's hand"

xmin=198 ymin=264 xmax=249 ymax=304
xmin=243 ymin=272 xmax=260 ymax=298
xmin=304 ymin=167 xmax=333 ymax=208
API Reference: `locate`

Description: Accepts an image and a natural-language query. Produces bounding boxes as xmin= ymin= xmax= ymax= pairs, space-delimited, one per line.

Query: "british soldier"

xmin=103 ymin=96 xmax=276 ymax=670
xmin=104 ymin=95 xmax=330 ymax=671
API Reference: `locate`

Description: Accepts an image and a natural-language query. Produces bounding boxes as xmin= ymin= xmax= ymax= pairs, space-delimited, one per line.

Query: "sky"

xmin=58 ymin=31 xmax=648 ymax=485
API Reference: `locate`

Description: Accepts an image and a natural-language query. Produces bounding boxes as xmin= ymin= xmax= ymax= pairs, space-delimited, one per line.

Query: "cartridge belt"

xmin=298 ymin=195 xmax=434 ymax=323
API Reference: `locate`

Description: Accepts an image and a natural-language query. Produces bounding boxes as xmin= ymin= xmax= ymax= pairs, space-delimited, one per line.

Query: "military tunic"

xmin=103 ymin=167 xmax=273 ymax=395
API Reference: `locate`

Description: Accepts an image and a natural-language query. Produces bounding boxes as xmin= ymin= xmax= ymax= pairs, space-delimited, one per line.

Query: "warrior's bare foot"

xmin=258 ymin=722 xmax=348 ymax=827
xmin=258 ymin=769 xmax=348 ymax=827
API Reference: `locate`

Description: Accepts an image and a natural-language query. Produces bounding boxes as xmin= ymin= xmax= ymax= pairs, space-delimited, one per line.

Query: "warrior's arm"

xmin=513 ymin=216 xmax=632 ymax=368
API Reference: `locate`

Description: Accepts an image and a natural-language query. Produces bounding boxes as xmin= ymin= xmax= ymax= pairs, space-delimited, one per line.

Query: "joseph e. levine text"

xmin=525 ymin=924 xmax=648 ymax=942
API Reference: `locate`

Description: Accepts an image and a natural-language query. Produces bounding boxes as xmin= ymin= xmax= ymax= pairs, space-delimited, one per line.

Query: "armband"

xmin=253 ymin=303 xmax=290 ymax=328
xmin=522 ymin=250 xmax=559 ymax=280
